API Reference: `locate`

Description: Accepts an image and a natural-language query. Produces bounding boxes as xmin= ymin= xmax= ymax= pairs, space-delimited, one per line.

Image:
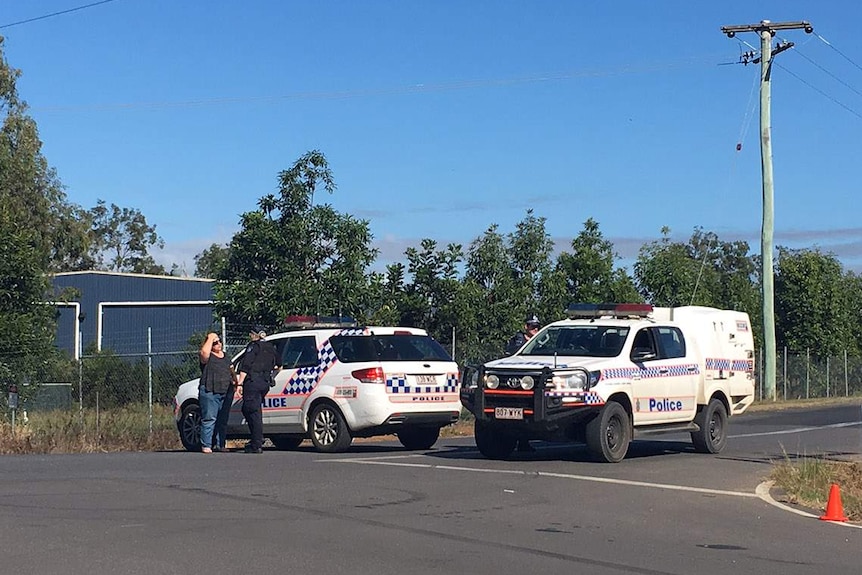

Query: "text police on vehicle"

xmin=175 ymin=316 xmax=461 ymax=453
xmin=461 ymin=303 xmax=755 ymax=463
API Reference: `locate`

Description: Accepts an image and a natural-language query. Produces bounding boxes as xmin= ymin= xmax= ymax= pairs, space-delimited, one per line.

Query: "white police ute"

xmin=174 ymin=316 xmax=461 ymax=453
xmin=461 ymin=303 xmax=756 ymax=463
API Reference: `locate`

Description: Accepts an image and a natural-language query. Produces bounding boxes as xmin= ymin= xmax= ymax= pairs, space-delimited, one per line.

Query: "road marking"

xmin=756 ymin=481 xmax=862 ymax=529
xmin=730 ymin=421 xmax=861 ymax=439
xmin=324 ymin=455 xmax=757 ymax=498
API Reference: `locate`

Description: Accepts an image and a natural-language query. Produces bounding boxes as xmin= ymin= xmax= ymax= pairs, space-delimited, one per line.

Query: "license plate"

xmin=415 ymin=374 xmax=437 ymax=384
xmin=494 ymin=407 xmax=523 ymax=420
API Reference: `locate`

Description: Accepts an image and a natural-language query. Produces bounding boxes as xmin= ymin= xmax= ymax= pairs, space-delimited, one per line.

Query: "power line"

xmin=816 ymin=33 xmax=862 ymax=74
xmin=775 ymin=61 xmax=862 ymax=121
xmin=0 ymin=0 xmax=120 ymax=30
xmin=27 ymin=55 xmax=728 ymax=113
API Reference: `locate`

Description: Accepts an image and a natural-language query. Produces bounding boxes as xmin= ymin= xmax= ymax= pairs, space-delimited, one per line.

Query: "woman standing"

xmin=198 ymin=332 xmax=235 ymax=453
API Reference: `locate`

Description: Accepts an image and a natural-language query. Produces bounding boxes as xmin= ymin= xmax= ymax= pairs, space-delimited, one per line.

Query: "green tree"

xmin=194 ymin=243 xmax=230 ymax=278
xmin=0 ymin=37 xmax=67 ymax=394
xmin=400 ymin=239 xmax=463 ymax=351
xmin=774 ymin=247 xmax=853 ymax=358
xmin=555 ymin=217 xmax=640 ymax=306
xmin=215 ymin=150 xmax=378 ymax=327
xmin=88 ymin=199 xmax=166 ymax=274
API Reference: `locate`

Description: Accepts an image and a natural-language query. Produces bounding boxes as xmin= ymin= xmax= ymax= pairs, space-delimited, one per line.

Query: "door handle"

xmin=659 ymin=368 xmax=668 ymax=374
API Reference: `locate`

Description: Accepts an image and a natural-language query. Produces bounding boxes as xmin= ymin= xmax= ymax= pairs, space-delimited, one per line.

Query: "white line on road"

xmin=325 ymin=456 xmax=758 ymax=498
xmin=730 ymin=421 xmax=861 ymax=439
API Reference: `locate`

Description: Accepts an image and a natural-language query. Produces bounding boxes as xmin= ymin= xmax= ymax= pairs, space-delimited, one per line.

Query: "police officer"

xmin=506 ymin=314 xmax=541 ymax=355
xmin=236 ymin=325 xmax=280 ymax=454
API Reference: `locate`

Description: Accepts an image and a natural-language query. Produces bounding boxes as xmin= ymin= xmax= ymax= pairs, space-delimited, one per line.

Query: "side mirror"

xmin=631 ymin=349 xmax=657 ymax=362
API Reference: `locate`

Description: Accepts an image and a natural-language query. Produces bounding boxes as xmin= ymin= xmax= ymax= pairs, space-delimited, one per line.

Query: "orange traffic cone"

xmin=819 ymin=484 xmax=848 ymax=522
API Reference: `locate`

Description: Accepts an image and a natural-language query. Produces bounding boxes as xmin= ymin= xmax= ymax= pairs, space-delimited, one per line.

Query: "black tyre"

xmin=474 ymin=420 xmax=517 ymax=460
xmin=691 ymin=398 xmax=728 ymax=454
xmin=178 ymin=403 xmax=202 ymax=452
xmin=585 ymin=401 xmax=631 ymax=463
xmin=309 ymin=403 xmax=352 ymax=453
xmin=270 ymin=435 xmax=304 ymax=450
xmin=397 ymin=426 xmax=441 ymax=450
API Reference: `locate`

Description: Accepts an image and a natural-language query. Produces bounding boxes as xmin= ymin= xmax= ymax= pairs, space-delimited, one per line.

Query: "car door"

xmin=628 ymin=327 xmax=669 ymax=424
xmin=272 ymin=334 xmax=320 ymax=429
xmin=651 ymin=326 xmax=698 ymax=422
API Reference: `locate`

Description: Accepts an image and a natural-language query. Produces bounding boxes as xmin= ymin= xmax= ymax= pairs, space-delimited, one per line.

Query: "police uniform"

xmin=239 ymin=329 xmax=279 ymax=453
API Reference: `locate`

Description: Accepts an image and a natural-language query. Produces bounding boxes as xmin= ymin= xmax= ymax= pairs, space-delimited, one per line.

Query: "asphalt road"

xmin=2 ymin=403 xmax=861 ymax=575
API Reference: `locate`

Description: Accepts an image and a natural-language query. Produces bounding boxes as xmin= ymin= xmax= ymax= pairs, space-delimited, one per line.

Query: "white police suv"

xmin=174 ymin=317 xmax=461 ymax=453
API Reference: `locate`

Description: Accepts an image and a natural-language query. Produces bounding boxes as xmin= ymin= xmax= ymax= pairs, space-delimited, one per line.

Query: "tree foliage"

xmin=774 ymin=247 xmax=855 ymax=357
xmin=214 ymin=150 xmax=378 ymax=327
xmin=0 ymin=38 xmax=67 ymax=388
xmin=88 ymin=199 xmax=166 ymax=274
xmin=194 ymin=243 xmax=230 ymax=278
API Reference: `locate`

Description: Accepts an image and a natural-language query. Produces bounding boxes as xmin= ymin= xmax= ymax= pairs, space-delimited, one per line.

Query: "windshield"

xmin=329 ymin=334 xmax=453 ymax=363
xmin=521 ymin=325 xmax=630 ymax=358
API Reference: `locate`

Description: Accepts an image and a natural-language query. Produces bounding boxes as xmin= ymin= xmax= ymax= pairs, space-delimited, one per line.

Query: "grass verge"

xmin=771 ymin=457 xmax=862 ymax=521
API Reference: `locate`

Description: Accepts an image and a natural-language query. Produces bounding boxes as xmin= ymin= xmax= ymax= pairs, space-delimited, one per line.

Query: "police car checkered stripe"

xmin=601 ymin=364 xmax=701 ymax=380
xmin=545 ymin=390 xmax=604 ymax=404
xmin=281 ymin=327 xmax=368 ymax=395
xmin=387 ymin=373 xmax=458 ymax=394
xmin=705 ymin=358 xmax=754 ymax=372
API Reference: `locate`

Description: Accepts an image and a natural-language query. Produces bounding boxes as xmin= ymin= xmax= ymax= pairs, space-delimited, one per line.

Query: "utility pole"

xmin=721 ymin=20 xmax=813 ymax=401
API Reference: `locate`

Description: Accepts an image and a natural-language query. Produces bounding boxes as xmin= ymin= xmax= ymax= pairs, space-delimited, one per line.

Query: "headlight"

xmin=485 ymin=374 xmax=499 ymax=389
xmin=552 ymin=372 xmax=587 ymax=390
xmin=520 ymin=375 xmax=535 ymax=390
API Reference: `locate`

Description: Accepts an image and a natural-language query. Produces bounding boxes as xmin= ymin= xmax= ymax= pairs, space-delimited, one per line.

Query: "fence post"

xmin=826 ymin=356 xmax=830 ymax=398
xmin=148 ymin=327 xmax=153 ymax=435
xmin=783 ymin=346 xmax=787 ymax=401
xmin=806 ymin=348 xmax=810 ymax=400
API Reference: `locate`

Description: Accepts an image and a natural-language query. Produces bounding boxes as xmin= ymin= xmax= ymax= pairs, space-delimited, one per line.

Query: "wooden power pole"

xmin=720 ymin=20 xmax=812 ymax=401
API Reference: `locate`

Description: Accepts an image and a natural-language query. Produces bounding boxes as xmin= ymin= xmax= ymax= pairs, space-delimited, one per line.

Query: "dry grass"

xmin=0 ymin=404 xmax=181 ymax=454
xmin=771 ymin=458 xmax=862 ymax=521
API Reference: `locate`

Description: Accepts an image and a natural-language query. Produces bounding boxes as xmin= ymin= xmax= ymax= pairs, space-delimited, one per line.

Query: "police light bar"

xmin=565 ymin=303 xmax=653 ymax=319
xmin=283 ymin=315 xmax=358 ymax=329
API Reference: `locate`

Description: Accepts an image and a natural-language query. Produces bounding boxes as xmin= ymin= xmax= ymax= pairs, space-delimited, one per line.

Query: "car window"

xmin=522 ymin=326 xmax=630 ymax=358
xmin=329 ymin=334 xmax=452 ymax=363
xmin=655 ymin=327 xmax=686 ymax=359
xmin=281 ymin=336 xmax=319 ymax=369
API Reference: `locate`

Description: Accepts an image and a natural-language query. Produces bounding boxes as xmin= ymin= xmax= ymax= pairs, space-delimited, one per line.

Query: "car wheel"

xmin=309 ymin=403 xmax=352 ymax=453
xmin=585 ymin=401 xmax=630 ymax=463
xmin=270 ymin=435 xmax=304 ymax=450
xmin=691 ymin=398 xmax=728 ymax=454
xmin=178 ymin=403 xmax=202 ymax=452
xmin=474 ymin=420 xmax=516 ymax=460
xmin=397 ymin=426 xmax=440 ymax=450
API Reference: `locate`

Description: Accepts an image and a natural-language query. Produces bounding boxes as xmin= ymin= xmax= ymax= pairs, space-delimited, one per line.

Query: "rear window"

xmin=329 ymin=334 xmax=452 ymax=363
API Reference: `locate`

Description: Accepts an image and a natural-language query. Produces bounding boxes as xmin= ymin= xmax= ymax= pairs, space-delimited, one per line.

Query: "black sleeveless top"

xmin=200 ymin=353 xmax=233 ymax=394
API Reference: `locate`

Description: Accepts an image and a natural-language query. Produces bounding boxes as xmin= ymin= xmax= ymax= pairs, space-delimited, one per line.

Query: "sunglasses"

xmin=213 ymin=340 xmax=222 ymax=345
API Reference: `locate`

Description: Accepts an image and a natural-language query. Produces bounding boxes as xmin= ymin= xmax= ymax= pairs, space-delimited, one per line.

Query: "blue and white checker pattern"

xmin=281 ymin=328 xmax=368 ymax=395
xmin=705 ymin=358 xmax=754 ymax=373
xmin=600 ymin=364 xmax=700 ymax=381
xmin=387 ymin=373 xmax=459 ymax=394
xmin=545 ymin=390 xmax=604 ymax=405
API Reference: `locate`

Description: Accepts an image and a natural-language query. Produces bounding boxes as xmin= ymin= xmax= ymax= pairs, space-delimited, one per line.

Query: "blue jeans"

xmin=199 ymin=384 xmax=232 ymax=449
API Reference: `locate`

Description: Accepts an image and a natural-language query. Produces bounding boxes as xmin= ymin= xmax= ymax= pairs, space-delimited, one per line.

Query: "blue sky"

xmin=1 ymin=1 xmax=860 ymax=275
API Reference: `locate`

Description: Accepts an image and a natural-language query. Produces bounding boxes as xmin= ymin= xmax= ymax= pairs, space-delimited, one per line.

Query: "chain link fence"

xmin=759 ymin=347 xmax=862 ymax=401
xmin=7 ymin=323 xmax=862 ymax=438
